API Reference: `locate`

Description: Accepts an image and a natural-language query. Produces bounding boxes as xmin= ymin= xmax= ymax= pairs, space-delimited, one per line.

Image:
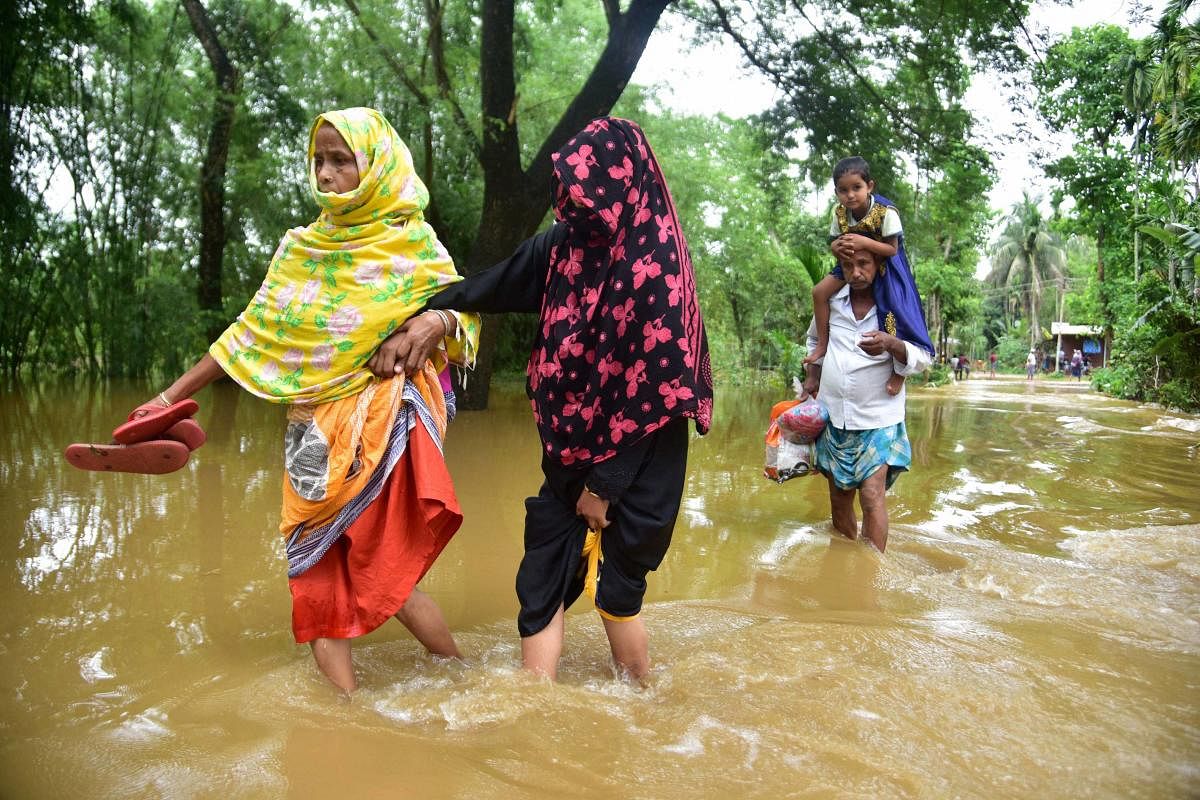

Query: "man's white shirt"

xmin=806 ymin=284 xmax=931 ymax=430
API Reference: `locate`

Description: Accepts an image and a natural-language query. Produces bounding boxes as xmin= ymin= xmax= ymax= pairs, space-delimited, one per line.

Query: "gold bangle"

xmin=158 ymin=392 xmax=173 ymax=407
xmin=583 ymin=486 xmax=603 ymax=501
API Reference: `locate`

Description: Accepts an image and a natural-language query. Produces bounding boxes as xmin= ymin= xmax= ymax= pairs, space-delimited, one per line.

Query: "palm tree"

xmin=987 ymin=195 xmax=1068 ymax=347
xmin=1124 ymin=0 xmax=1200 ymax=294
xmin=1124 ymin=0 xmax=1200 ymax=176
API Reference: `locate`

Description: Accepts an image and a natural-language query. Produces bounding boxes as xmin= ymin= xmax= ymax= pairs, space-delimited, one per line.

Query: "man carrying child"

xmin=801 ymin=248 xmax=931 ymax=552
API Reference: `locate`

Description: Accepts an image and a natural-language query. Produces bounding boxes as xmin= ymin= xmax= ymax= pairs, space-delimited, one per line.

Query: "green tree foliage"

xmin=1124 ymin=0 xmax=1200 ymax=170
xmin=686 ymin=0 xmax=1008 ymax=364
xmin=0 ymin=0 xmax=91 ymax=375
xmin=638 ymin=113 xmax=824 ymax=376
xmin=33 ymin=1 xmax=202 ymax=376
xmin=1111 ymin=1 xmax=1200 ymax=409
xmin=686 ymin=0 xmax=1028 ymax=186
xmin=992 ymin=319 xmax=1036 ymax=371
xmin=987 ymin=195 xmax=1067 ymax=347
xmin=1 ymin=0 xmax=317 ymax=377
xmin=1092 ymin=296 xmax=1200 ymax=409
xmin=901 ymin=144 xmax=993 ymax=357
xmin=1061 ymin=235 xmax=1104 ymax=323
xmin=1030 ymin=10 xmax=1200 ymax=409
xmin=1034 ymin=24 xmax=1140 ymax=314
xmin=3 ymin=0 xmax=1031 ymax=398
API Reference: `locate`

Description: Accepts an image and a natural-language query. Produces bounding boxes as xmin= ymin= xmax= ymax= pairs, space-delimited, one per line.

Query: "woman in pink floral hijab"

xmin=378 ymin=117 xmax=713 ymax=680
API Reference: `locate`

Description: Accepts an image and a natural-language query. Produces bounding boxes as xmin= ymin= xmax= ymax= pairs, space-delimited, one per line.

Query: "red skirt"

xmin=288 ymin=420 xmax=461 ymax=643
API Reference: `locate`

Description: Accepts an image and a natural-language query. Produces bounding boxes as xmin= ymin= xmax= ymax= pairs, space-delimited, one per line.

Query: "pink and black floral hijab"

xmin=529 ymin=117 xmax=713 ymax=466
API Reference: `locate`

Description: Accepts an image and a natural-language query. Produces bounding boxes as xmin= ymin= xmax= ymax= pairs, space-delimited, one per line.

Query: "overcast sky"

xmin=631 ymin=0 xmax=1161 ymax=215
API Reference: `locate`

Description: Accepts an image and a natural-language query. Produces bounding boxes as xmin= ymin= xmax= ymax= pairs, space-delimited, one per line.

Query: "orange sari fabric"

xmin=287 ymin=403 xmax=461 ymax=643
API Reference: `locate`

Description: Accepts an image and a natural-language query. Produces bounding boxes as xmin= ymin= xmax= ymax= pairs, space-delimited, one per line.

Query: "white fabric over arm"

xmin=804 ymin=317 xmax=823 ymax=365
xmin=893 ymin=340 xmax=931 ymax=376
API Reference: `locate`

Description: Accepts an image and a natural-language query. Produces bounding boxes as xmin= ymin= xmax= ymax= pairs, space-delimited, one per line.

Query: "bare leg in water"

xmin=521 ymin=603 xmax=651 ymax=682
xmin=828 ymin=480 xmax=859 ymax=542
xmin=521 ymin=604 xmax=566 ymax=680
xmin=827 ymin=466 xmax=889 ymax=552
xmin=603 ymin=614 xmax=650 ymax=681
xmin=856 ymin=466 xmax=890 ymax=552
xmin=309 ymin=637 xmax=355 ymax=693
xmin=309 ymin=588 xmax=460 ymax=693
xmin=393 ymin=587 xmax=461 ymax=658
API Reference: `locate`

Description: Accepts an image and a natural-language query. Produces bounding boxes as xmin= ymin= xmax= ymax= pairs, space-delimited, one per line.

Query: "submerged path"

xmin=0 ymin=377 xmax=1196 ymax=797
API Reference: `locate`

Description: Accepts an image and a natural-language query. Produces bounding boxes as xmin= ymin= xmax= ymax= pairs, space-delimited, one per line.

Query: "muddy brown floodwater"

xmin=1 ymin=375 xmax=1197 ymax=798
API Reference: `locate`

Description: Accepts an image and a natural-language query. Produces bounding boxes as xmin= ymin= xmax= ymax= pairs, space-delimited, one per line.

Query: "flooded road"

xmin=1 ymin=376 xmax=1197 ymax=798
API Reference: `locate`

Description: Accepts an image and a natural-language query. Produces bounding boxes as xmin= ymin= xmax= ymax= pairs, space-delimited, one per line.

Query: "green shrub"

xmin=920 ymin=362 xmax=953 ymax=387
xmin=995 ymin=328 xmax=1033 ymax=370
xmin=1100 ymin=295 xmax=1200 ymax=411
xmin=764 ymin=329 xmax=806 ymax=385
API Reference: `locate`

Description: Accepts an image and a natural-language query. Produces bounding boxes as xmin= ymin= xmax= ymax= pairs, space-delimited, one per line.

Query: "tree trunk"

xmin=420 ymin=117 xmax=448 ymax=235
xmin=729 ymin=293 xmax=747 ymax=365
xmin=1028 ymin=256 xmax=1041 ymax=348
xmin=926 ymin=292 xmax=941 ymax=354
xmin=457 ymin=0 xmax=672 ymax=409
xmin=1054 ymin=285 xmax=1064 ymax=372
xmin=182 ymin=0 xmax=239 ymax=342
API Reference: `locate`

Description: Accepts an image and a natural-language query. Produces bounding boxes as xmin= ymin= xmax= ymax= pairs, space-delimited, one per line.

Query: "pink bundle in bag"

xmin=776 ymin=396 xmax=828 ymax=443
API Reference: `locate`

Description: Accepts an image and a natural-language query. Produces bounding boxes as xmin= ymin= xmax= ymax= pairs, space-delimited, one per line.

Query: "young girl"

xmin=804 ymin=157 xmax=933 ymax=395
xmin=130 ymin=107 xmax=480 ymax=693
xmin=372 ymin=117 xmax=712 ymax=681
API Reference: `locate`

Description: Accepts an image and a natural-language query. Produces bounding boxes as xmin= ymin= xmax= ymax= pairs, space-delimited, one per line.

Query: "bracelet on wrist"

xmin=429 ymin=309 xmax=450 ymax=336
xmin=158 ymin=392 xmax=173 ymax=407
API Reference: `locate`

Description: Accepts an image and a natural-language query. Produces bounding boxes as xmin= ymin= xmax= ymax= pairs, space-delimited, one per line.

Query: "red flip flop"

xmin=112 ymin=399 xmax=199 ymax=445
xmin=161 ymin=418 xmax=206 ymax=451
xmin=65 ymin=440 xmax=191 ymax=474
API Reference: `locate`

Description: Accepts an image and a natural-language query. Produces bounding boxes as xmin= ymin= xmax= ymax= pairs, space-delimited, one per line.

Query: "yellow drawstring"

xmin=581 ymin=526 xmax=639 ymax=622
xmin=582 ymin=528 xmax=601 ymax=602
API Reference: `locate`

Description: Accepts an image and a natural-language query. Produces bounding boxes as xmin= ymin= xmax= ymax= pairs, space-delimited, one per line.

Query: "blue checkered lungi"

xmin=814 ymin=422 xmax=911 ymax=490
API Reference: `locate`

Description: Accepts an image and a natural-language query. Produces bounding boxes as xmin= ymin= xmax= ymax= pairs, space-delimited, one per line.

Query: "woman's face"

xmin=313 ymin=123 xmax=360 ymax=194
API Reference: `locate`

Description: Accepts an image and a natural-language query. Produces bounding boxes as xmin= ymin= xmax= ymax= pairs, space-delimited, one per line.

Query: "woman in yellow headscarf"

xmin=132 ymin=108 xmax=479 ymax=693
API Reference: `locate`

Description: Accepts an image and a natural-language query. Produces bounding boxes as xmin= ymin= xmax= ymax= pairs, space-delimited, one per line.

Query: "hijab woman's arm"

xmin=368 ymin=226 xmax=564 ymax=377
xmin=426 ymin=225 xmax=563 ymax=314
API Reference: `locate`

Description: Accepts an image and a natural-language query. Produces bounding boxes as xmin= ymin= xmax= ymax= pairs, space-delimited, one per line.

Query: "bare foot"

xmin=885 ymin=372 xmax=904 ymax=396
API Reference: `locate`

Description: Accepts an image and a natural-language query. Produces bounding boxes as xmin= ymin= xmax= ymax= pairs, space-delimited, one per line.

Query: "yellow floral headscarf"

xmin=209 ymin=107 xmax=479 ymax=404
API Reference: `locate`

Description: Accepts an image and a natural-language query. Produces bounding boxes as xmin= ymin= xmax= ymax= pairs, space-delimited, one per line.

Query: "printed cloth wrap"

xmin=831 ymin=193 xmax=934 ymax=356
xmin=281 ymin=363 xmax=449 ymax=561
xmin=814 ymin=421 xmax=912 ymax=490
xmin=532 ymin=117 xmax=713 ymax=466
xmin=210 ymin=107 xmax=479 ymax=404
